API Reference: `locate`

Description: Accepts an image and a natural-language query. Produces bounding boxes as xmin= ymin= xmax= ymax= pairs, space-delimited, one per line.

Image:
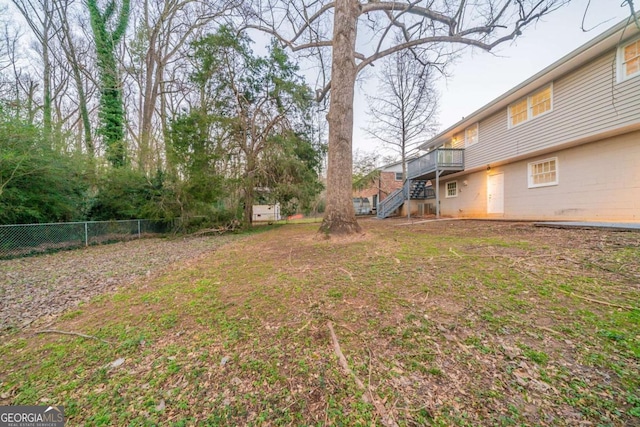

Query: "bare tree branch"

xmin=242 ymin=0 xmax=569 ymax=234
xmin=365 ymin=44 xmax=439 ymax=180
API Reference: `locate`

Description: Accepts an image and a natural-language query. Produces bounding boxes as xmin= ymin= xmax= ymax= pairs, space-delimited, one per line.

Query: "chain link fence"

xmin=0 ymin=219 xmax=172 ymax=259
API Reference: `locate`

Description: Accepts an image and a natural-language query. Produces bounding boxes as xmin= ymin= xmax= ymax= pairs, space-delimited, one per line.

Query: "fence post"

xmin=85 ymin=222 xmax=88 ymax=246
xmin=138 ymin=220 xmax=141 ymax=238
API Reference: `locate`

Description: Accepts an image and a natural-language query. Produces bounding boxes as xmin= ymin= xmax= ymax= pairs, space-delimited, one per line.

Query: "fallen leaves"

xmin=0 ymin=235 xmax=235 ymax=332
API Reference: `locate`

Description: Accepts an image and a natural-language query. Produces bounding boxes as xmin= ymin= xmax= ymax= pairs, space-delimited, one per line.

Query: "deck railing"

xmin=407 ymin=148 xmax=465 ymax=179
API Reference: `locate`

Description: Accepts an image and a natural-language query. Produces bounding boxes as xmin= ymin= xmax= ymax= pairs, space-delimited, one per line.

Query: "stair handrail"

xmin=377 ymin=185 xmax=407 ymax=218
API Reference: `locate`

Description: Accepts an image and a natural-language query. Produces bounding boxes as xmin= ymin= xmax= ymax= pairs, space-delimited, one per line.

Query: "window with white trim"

xmin=509 ymin=99 xmax=528 ymax=127
xmin=530 ymin=86 xmax=552 ymax=118
xmin=618 ymin=37 xmax=640 ymax=82
xmin=508 ymin=83 xmax=553 ymax=128
xmin=465 ymin=123 xmax=479 ymax=147
xmin=446 ymin=181 xmax=458 ymax=198
xmin=395 ymin=172 xmax=403 ymax=181
xmin=528 ymin=157 xmax=558 ymax=188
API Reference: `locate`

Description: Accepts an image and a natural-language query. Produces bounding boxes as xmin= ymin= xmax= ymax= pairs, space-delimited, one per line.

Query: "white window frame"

xmin=445 ymin=181 xmax=458 ymax=198
xmin=395 ymin=172 xmax=403 ymax=181
xmin=529 ymin=85 xmax=553 ymax=119
xmin=507 ymin=83 xmax=554 ymax=129
xmin=617 ymin=36 xmax=640 ymax=83
xmin=464 ymin=123 xmax=479 ymax=147
xmin=528 ymin=157 xmax=559 ymax=189
xmin=508 ymin=98 xmax=528 ymax=128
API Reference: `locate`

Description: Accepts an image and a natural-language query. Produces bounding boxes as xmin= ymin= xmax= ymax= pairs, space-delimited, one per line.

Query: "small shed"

xmin=252 ymin=204 xmax=282 ymax=222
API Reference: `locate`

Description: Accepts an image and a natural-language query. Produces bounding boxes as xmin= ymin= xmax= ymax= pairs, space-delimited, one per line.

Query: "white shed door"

xmin=487 ymin=173 xmax=504 ymax=214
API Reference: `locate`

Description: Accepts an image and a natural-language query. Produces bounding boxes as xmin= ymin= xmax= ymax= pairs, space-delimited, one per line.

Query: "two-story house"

xmin=378 ymin=16 xmax=640 ymax=221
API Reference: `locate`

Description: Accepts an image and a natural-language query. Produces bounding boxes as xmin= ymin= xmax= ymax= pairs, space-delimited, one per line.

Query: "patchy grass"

xmin=1 ymin=219 xmax=639 ymax=426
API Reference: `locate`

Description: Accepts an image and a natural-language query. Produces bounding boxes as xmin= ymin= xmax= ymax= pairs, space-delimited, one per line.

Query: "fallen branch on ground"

xmin=35 ymin=329 xmax=111 ymax=344
xmin=327 ymin=321 xmax=398 ymax=427
xmin=190 ymin=220 xmax=241 ymax=236
xmin=557 ymin=289 xmax=636 ymax=310
xmin=338 ymin=267 xmax=354 ymax=282
xmin=449 ymin=248 xmax=462 ymax=258
xmin=294 ymin=319 xmax=312 ymax=335
xmin=190 ymin=226 xmax=231 ymax=236
xmin=536 ymin=325 xmax=562 ymax=336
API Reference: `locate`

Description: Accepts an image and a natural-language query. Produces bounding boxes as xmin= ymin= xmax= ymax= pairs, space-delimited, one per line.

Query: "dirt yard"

xmin=1 ymin=219 xmax=639 ymax=426
xmin=0 ymin=234 xmax=237 ymax=331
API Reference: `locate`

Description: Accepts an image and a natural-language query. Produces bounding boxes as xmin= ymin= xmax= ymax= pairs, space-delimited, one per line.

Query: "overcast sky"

xmin=2 ymin=0 xmax=632 ymax=161
xmin=353 ymin=0 xmax=634 ymax=156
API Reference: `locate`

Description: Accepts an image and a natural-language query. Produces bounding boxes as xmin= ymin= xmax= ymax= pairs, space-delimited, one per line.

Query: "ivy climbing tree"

xmin=87 ymin=0 xmax=130 ymax=167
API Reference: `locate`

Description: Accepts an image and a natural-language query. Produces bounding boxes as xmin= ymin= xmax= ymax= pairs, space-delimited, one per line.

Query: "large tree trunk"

xmin=160 ymin=77 xmax=174 ymax=174
xmin=243 ymin=153 xmax=256 ymax=228
xmin=42 ymin=5 xmax=52 ymax=145
xmin=139 ymin=48 xmax=157 ymax=174
xmin=319 ymin=0 xmax=361 ymax=235
xmin=58 ymin=11 xmax=93 ymax=161
xmin=87 ymin=0 xmax=130 ymax=168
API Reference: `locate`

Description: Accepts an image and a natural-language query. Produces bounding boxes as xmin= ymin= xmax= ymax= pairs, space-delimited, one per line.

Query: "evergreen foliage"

xmin=190 ymin=27 xmax=324 ymax=226
xmin=0 ymin=18 xmax=324 ymax=229
xmin=0 ymin=106 xmax=87 ymax=224
xmin=260 ymin=131 xmax=325 ymax=217
xmin=87 ymin=168 xmax=176 ymax=221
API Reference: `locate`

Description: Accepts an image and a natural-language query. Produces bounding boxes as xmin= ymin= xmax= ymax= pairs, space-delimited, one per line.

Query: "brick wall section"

xmin=353 ymin=171 xmax=404 ymax=202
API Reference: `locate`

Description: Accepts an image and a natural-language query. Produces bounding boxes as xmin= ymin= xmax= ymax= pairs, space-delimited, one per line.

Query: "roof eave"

xmin=419 ymin=15 xmax=640 ymax=151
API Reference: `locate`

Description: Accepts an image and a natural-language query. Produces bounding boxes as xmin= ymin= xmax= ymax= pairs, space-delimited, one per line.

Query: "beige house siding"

xmin=439 ymin=175 xmax=488 ymax=218
xmin=448 ymin=131 xmax=465 ymax=148
xmin=466 ymin=47 xmax=640 ymax=170
xmin=439 ymin=130 xmax=640 ymax=221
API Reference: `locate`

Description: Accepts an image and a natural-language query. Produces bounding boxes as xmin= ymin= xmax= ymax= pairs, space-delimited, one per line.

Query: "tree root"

xmin=319 ymin=215 xmax=362 ymax=236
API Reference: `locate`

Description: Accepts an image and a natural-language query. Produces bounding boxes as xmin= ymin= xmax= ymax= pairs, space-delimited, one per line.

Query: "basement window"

xmin=528 ymin=157 xmax=558 ymax=188
xmin=446 ymin=181 xmax=458 ymax=198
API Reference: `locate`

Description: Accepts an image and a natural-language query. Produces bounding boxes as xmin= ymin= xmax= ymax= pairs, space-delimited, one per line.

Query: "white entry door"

xmin=487 ymin=173 xmax=504 ymax=214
